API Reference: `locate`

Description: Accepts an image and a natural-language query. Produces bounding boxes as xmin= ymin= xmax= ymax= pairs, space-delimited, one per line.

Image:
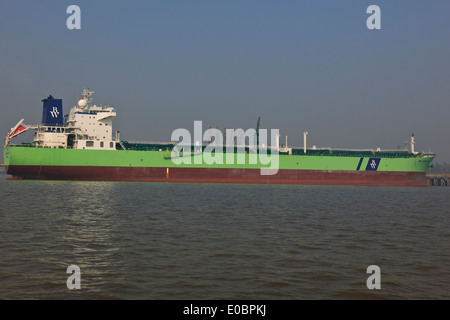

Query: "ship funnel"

xmin=42 ymin=95 xmax=63 ymax=127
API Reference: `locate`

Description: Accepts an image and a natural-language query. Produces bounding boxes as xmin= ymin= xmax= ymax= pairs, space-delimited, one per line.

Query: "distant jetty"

xmin=427 ymin=173 xmax=450 ymax=186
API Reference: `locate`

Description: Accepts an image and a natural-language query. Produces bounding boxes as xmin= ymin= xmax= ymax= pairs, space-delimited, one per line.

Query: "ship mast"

xmin=81 ymin=88 xmax=94 ymax=104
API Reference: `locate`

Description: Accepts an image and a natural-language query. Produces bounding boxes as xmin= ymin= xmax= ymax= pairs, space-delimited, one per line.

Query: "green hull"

xmin=4 ymin=145 xmax=433 ymax=172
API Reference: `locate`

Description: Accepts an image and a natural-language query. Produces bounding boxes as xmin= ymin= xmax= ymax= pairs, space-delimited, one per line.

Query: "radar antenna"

xmin=81 ymin=88 xmax=95 ymax=103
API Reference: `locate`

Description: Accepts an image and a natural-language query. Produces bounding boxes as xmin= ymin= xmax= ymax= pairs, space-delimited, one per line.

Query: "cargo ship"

xmin=3 ymin=89 xmax=435 ymax=186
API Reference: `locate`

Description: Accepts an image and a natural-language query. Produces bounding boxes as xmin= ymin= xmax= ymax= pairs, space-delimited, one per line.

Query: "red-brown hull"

xmin=5 ymin=165 xmax=428 ymax=187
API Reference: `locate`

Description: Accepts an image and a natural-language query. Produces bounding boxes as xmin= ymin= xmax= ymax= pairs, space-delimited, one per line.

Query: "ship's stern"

xmin=3 ymin=145 xmax=10 ymax=174
xmin=3 ymin=146 xmax=11 ymax=174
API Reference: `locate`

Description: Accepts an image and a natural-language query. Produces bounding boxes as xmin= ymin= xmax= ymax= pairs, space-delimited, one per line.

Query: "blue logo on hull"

xmin=365 ymin=158 xmax=381 ymax=171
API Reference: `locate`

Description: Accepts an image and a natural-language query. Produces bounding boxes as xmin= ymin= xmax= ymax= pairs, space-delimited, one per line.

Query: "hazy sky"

xmin=1 ymin=1 xmax=449 ymax=162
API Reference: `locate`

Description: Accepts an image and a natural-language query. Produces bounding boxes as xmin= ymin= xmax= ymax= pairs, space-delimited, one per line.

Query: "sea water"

xmin=0 ymin=177 xmax=449 ymax=299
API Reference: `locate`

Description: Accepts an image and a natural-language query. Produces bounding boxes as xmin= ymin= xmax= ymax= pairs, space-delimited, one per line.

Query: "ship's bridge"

xmin=23 ymin=89 xmax=121 ymax=150
xmin=63 ymin=90 xmax=118 ymax=150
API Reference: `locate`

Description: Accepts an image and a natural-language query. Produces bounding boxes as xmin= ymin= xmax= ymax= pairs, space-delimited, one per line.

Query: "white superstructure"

xmin=32 ymin=89 xmax=119 ymax=150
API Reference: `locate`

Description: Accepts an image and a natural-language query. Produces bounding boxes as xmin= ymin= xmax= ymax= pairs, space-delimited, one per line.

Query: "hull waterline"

xmin=6 ymin=165 xmax=428 ymax=187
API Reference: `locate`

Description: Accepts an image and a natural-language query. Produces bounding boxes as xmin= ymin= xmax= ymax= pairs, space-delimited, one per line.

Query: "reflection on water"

xmin=0 ymin=179 xmax=449 ymax=299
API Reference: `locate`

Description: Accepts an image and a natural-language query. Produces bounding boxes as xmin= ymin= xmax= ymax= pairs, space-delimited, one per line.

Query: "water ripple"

xmin=1 ymin=180 xmax=449 ymax=299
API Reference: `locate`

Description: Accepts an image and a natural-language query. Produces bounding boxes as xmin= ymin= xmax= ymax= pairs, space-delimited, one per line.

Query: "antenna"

xmin=81 ymin=88 xmax=95 ymax=103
